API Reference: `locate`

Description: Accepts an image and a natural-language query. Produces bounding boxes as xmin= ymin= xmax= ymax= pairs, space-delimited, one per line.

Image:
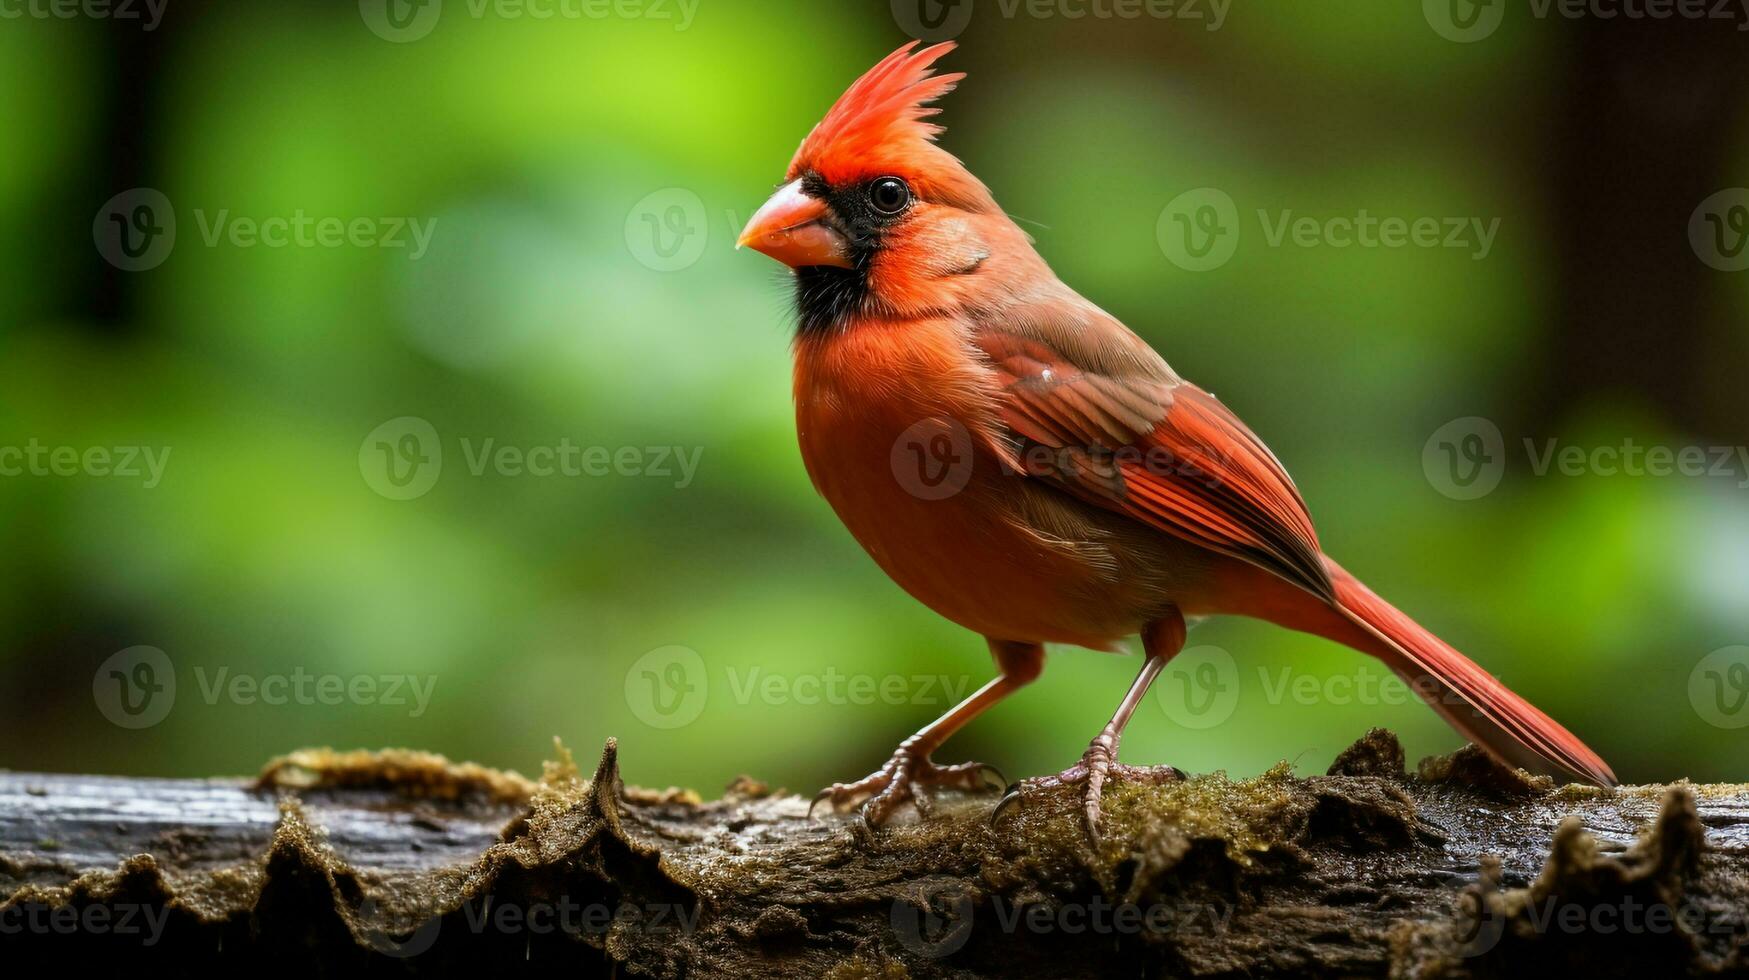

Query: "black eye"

xmin=868 ymin=177 xmax=910 ymax=215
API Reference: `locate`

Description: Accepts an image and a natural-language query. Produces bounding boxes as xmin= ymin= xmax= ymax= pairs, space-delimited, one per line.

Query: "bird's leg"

xmin=812 ymin=639 xmax=1043 ymax=826
xmin=995 ymin=611 xmax=1187 ymax=842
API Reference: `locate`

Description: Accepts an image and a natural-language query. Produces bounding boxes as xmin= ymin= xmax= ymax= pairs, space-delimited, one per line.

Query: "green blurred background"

xmin=3 ymin=0 xmax=1747 ymax=791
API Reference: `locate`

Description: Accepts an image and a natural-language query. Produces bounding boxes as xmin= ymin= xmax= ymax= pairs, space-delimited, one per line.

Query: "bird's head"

xmin=738 ymin=42 xmax=1014 ymax=331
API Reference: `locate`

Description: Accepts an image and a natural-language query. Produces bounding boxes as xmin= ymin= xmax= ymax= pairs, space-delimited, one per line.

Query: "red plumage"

xmin=739 ymin=42 xmax=1615 ymax=834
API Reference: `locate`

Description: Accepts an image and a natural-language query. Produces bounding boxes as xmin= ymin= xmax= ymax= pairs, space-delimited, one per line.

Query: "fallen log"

xmin=2 ymin=730 xmax=1746 ymax=977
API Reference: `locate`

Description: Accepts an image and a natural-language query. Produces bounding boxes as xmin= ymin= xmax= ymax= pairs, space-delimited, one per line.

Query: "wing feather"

xmin=972 ymin=317 xmax=1333 ymax=599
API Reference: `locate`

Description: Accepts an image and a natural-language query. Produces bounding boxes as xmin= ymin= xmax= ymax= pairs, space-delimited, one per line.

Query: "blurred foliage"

xmin=2 ymin=2 xmax=1746 ymax=792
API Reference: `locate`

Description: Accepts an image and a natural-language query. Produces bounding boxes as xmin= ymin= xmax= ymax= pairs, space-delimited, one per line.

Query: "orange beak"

xmin=736 ymin=179 xmax=853 ymax=269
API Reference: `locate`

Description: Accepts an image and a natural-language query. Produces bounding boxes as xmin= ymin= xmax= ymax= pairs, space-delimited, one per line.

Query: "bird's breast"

xmin=791 ymin=318 xmax=1183 ymax=647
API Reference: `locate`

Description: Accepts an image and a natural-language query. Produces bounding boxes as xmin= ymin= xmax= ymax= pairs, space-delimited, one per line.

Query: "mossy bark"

xmin=2 ymin=731 xmax=1746 ymax=978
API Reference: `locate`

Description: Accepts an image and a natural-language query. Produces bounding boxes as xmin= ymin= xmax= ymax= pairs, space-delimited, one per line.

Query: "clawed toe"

xmin=934 ymin=759 xmax=1007 ymax=793
xmin=811 ymin=751 xmax=1007 ymax=827
xmin=809 ymin=785 xmax=863 ymax=819
xmin=989 ymin=742 xmax=1183 ymax=843
xmin=990 ymin=781 xmax=1024 ymax=827
xmin=808 ymin=771 xmax=891 ymax=819
xmin=986 ymin=765 xmax=1111 ymax=842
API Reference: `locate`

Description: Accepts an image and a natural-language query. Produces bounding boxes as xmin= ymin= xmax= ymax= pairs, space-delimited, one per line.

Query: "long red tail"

xmin=1317 ymin=557 xmax=1617 ymax=787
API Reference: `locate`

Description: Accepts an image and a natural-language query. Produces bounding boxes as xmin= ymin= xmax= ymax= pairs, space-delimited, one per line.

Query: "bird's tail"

xmin=1314 ymin=556 xmax=1617 ymax=787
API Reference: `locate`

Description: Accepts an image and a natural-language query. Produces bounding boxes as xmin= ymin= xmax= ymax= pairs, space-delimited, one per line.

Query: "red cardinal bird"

xmin=737 ymin=42 xmax=1615 ymax=836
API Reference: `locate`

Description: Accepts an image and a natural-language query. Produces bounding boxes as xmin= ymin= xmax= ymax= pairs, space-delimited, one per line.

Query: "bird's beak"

xmin=736 ymin=179 xmax=853 ymax=269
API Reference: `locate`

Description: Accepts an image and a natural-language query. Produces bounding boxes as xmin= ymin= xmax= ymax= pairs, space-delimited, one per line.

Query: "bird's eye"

xmin=868 ymin=177 xmax=911 ymax=215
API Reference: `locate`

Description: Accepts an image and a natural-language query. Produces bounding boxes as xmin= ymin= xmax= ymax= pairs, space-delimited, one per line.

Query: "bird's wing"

xmin=972 ymin=311 xmax=1333 ymax=600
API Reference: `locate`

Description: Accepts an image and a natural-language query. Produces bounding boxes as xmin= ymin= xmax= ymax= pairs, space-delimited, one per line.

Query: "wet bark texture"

xmin=2 ymin=731 xmax=1747 ymax=978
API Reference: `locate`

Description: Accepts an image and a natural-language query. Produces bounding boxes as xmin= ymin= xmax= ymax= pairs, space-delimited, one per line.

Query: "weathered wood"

xmin=2 ymin=732 xmax=1746 ymax=978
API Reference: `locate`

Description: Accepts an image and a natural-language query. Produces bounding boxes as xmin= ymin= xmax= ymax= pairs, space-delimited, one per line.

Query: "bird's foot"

xmin=992 ymin=729 xmax=1184 ymax=844
xmin=810 ymin=739 xmax=1005 ymax=827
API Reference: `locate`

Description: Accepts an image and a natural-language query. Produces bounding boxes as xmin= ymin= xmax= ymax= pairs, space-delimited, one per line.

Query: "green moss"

xmin=1102 ymin=763 xmax=1302 ymax=866
xmin=824 ymin=957 xmax=910 ymax=980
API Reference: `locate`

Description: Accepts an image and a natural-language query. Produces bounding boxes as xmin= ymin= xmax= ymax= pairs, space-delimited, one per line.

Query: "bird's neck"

xmin=791 ymin=265 xmax=873 ymax=336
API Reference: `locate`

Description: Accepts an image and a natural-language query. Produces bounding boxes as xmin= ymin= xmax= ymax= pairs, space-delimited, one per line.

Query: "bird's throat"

xmin=792 ymin=264 xmax=871 ymax=336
